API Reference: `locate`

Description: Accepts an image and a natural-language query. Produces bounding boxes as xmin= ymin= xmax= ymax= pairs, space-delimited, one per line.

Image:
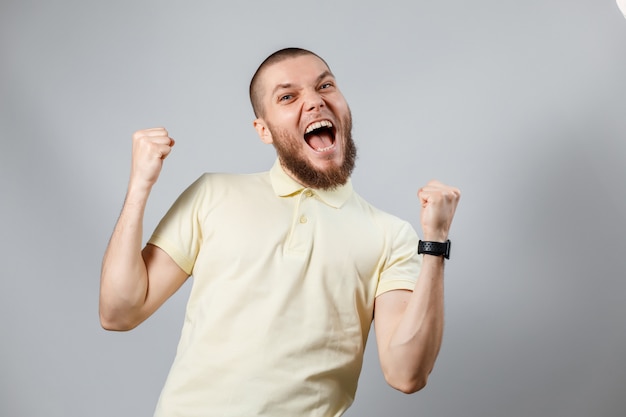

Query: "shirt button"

xmin=299 ymin=215 xmax=308 ymax=224
xmin=304 ymin=190 xmax=314 ymax=198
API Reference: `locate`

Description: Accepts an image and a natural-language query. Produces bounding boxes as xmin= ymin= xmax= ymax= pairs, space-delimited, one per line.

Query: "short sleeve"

xmin=147 ymin=175 xmax=208 ymax=275
xmin=375 ymin=220 xmax=422 ymax=297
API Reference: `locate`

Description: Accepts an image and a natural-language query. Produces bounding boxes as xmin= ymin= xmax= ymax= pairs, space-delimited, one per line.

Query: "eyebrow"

xmin=271 ymin=70 xmax=335 ymax=97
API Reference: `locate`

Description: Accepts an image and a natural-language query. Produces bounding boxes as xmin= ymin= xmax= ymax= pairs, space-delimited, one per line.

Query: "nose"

xmin=304 ymin=89 xmax=324 ymax=112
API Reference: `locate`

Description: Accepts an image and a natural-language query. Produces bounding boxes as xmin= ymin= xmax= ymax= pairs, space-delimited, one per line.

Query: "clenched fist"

xmin=130 ymin=127 xmax=175 ymax=190
xmin=418 ymin=180 xmax=461 ymax=242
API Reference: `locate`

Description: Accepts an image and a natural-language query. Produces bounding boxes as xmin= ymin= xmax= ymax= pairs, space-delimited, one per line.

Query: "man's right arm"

xmin=99 ymin=128 xmax=189 ymax=331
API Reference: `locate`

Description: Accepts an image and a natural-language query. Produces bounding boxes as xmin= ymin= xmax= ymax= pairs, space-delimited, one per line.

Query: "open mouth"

xmin=304 ymin=120 xmax=336 ymax=152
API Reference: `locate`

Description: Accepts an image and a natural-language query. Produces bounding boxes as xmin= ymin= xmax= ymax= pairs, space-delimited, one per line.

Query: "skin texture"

xmin=99 ymin=52 xmax=461 ymax=394
xmin=374 ymin=179 xmax=460 ymax=392
xmin=253 ymin=54 xmax=355 ymax=189
xmin=99 ymin=128 xmax=188 ymax=331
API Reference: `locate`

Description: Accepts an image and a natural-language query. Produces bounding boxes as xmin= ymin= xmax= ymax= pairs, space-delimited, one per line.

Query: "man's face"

xmin=254 ymin=54 xmax=356 ymax=190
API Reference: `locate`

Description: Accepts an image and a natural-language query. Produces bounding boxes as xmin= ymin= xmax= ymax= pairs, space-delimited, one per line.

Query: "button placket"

xmin=298 ymin=189 xmax=313 ymax=225
xmin=286 ymin=189 xmax=314 ymax=253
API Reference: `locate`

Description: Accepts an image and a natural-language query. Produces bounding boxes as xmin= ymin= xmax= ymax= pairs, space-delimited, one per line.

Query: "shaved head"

xmin=249 ymin=47 xmax=331 ymax=118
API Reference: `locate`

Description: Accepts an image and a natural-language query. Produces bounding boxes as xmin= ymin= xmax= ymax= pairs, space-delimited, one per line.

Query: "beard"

xmin=268 ymin=113 xmax=357 ymax=190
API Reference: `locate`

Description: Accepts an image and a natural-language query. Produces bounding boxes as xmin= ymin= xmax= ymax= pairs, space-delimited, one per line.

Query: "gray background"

xmin=1 ymin=0 xmax=625 ymax=416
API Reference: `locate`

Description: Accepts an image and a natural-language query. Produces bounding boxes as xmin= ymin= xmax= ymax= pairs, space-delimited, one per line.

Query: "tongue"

xmin=306 ymin=131 xmax=333 ymax=150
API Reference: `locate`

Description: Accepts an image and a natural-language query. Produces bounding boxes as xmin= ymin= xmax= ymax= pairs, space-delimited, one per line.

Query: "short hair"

xmin=249 ymin=47 xmax=331 ymax=118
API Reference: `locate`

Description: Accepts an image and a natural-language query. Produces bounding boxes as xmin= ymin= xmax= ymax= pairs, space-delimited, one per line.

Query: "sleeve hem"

xmin=375 ymin=278 xmax=416 ymax=297
xmin=147 ymin=235 xmax=195 ymax=275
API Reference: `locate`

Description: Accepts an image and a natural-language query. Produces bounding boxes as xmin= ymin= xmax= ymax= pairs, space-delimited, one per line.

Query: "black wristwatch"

xmin=418 ymin=240 xmax=451 ymax=259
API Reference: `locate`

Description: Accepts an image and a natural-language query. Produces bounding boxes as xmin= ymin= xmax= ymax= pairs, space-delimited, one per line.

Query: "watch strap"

xmin=418 ymin=239 xmax=451 ymax=259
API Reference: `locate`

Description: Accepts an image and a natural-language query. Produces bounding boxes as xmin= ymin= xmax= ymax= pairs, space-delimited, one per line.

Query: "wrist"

xmin=125 ymin=180 xmax=153 ymax=206
xmin=418 ymin=239 xmax=451 ymax=259
xmin=421 ymin=225 xmax=449 ymax=242
xmin=128 ymin=175 xmax=154 ymax=193
xmin=421 ymin=233 xmax=448 ymax=242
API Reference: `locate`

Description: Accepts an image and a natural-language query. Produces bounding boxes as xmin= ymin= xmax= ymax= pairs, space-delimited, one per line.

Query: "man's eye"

xmin=279 ymin=94 xmax=292 ymax=101
xmin=320 ymin=82 xmax=333 ymax=90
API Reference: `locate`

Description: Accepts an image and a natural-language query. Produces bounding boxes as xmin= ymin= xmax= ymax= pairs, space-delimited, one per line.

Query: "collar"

xmin=269 ymin=159 xmax=353 ymax=209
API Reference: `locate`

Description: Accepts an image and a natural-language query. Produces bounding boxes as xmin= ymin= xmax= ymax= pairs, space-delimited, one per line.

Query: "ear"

xmin=253 ymin=118 xmax=273 ymax=145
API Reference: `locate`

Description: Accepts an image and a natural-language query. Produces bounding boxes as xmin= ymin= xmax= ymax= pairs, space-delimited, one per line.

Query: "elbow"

xmin=100 ymin=315 xmax=134 ymax=332
xmin=100 ymin=318 xmax=134 ymax=332
xmin=384 ymin=368 xmax=429 ymax=394
xmin=99 ymin=307 xmax=140 ymax=332
xmin=390 ymin=377 xmax=428 ymax=395
xmin=99 ymin=288 xmax=146 ymax=331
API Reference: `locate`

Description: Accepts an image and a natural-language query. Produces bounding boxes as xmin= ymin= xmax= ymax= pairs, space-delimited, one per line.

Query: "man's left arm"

xmin=374 ymin=180 xmax=460 ymax=393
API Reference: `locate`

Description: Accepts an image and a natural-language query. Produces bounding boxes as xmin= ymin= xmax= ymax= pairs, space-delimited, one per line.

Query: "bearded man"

xmin=99 ymin=47 xmax=460 ymax=417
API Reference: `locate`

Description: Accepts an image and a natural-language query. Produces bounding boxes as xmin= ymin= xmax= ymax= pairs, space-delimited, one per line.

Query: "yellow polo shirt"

xmin=148 ymin=160 xmax=422 ymax=417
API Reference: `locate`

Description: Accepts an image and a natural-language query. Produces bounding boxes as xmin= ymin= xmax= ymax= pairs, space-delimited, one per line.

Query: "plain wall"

xmin=1 ymin=1 xmax=625 ymax=416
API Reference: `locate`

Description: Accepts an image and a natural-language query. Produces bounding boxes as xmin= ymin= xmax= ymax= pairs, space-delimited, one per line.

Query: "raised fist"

xmin=418 ymin=180 xmax=461 ymax=242
xmin=130 ymin=127 xmax=175 ymax=189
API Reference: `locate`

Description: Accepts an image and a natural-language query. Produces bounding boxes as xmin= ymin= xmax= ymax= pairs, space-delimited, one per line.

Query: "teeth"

xmin=305 ymin=120 xmax=333 ymax=134
xmin=315 ymin=143 xmax=335 ymax=152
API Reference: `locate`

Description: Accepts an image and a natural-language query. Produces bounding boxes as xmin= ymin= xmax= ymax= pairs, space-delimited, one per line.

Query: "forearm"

xmin=377 ymin=180 xmax=459 ymax=392
xmin=381 ymin=255 xmax=445 ymax=392
xmin=99 ymin=184 xmax=152 ymax=330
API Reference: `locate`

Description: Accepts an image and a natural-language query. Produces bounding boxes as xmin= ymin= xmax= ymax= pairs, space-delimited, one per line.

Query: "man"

xmin=100 ymin=47 xmax=460 ymax=416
